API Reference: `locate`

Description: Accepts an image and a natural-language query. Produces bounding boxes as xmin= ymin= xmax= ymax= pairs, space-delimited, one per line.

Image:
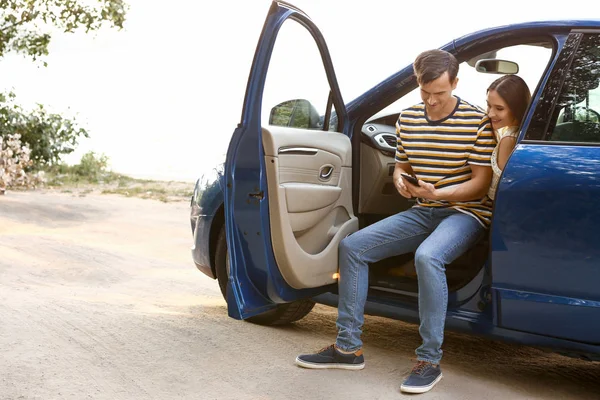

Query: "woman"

xmin=486 ymin=75 xmax=531 ymax=200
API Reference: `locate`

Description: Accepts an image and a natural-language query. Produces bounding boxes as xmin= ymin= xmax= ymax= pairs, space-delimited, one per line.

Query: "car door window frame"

xmin=524 ymin=30 xmax=600 ymax=145
xmin=240 ymin=8 xmax=347 ymax=135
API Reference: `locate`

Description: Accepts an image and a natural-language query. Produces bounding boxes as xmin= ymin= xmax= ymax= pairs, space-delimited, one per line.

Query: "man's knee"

xmin=339 ymin=234 xmax=356 ymax=256
xmin=339 ymin=230 xmax=368 ymax=261
xmin=414 ymin=248 xmax=441 ymax=272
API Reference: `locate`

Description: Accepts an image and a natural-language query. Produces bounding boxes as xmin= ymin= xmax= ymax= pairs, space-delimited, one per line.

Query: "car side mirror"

xmin=269 ymin=99 xmax=321 ymax=129
xmin=475 ymin=59 xmax=519 ymax=74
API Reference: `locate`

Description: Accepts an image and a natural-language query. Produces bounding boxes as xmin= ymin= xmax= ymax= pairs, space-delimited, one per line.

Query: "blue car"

xmin=190 ymin=1 xmax=600 ymax=359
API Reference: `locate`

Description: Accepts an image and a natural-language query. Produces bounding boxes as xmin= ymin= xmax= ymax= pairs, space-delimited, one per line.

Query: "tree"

xmin=0 ymin=1 xmax=128 ymax=174
xmin=0 ymin=0 xmax=127 ymax=62
xmin=0 ymin=91 xmax=89 ymax=166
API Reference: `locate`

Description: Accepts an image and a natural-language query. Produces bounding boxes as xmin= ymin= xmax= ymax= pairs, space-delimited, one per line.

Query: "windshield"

xmin=369 ymin=44 xmax=553 ymax=121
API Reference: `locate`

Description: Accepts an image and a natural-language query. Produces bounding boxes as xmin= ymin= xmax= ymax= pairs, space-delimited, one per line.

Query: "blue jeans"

xmin=335 ymin=206 xmax=485 ymax=364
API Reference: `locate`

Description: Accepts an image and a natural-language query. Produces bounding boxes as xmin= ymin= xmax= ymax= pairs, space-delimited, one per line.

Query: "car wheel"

xmin=214 ymin=226 xmax=315 ymax=325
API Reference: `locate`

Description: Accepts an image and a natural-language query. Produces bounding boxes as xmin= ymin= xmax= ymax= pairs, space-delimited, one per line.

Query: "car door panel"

xmin=224 ymin=1 xmax=350 ymax=319
xmin=283 ymin=183 xmax=342 ymax=213
xmin=492 ymin=145 xmax=600 ymax=344
xmin=262 ymin=126 xmax=353 ymax=165
xmin=263 ymin=126 xmax=357 ymax=289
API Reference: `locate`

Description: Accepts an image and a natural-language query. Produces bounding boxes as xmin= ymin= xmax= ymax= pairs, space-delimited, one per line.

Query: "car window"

xmin=261 ymin=20 xmax=338 ymax=132
xmin=372 ymin=43 xmax=553 ymax=122
xmin=547 ymin=34 xmax=600 ymax=143
xmin=459 ymin=44 xmax=552 ymax=110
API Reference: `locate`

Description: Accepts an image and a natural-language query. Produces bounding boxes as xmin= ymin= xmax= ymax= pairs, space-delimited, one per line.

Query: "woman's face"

xmin=486 ymin=89 xmax=518 ymax=130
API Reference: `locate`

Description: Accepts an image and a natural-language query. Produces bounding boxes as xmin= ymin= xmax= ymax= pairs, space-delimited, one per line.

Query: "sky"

xmin=0 ymin=0 xmax=597 ymax=182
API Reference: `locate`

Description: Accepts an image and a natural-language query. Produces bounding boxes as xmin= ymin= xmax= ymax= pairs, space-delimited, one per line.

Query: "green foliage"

xmin=0 ymin=0 xmax=128 ymax=62
xmin=72 ymin=150 xmax=108 ymax=180
xmin=45 ymin=151 xmax=111 ymax=183
xmin=0 ymin=1 xmax=128 ymax=187
xmin=101 ymin=184 xmax=194 ymax=203
xmin=43 ymin=152 xmax=194 ymax=203
xmin=0 ymin=91 xmax=89 ymax=166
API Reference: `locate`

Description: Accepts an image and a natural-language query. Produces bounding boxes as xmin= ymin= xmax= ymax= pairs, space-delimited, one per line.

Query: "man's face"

xmin=419 ymin=71 xmax=458 ymax=114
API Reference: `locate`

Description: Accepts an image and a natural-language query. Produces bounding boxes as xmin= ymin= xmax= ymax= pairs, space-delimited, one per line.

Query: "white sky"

xmin=0 ymin=0 xmax=596 ymax=181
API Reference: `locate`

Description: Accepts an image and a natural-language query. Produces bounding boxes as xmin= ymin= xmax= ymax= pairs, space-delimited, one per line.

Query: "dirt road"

xmin=1 ymin=191 xmax=598 ymax=400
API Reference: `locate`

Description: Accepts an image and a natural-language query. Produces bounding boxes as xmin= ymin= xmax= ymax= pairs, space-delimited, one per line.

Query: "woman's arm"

xmin=497 ymin=136 xmax=517 ymax=170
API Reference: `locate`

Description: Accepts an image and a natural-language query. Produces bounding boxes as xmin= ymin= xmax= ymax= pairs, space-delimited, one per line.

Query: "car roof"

xmin=356 ymin=20 xmax=600 ymax=122
xmin=454 ymin=20 xmax=600 ymax=48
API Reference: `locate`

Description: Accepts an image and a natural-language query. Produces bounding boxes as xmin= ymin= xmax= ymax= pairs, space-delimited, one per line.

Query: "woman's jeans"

xmin=335 ymin=206 xmax=485 ymax=364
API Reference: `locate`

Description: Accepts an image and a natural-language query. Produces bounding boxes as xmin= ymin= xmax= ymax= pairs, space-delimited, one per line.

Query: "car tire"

xmin=214 ymin=226 xmax=315 ymax=326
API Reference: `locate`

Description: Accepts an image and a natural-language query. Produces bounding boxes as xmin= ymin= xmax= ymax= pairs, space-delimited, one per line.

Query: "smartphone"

xmin=401 ymin=173 xmax=420 ymax=187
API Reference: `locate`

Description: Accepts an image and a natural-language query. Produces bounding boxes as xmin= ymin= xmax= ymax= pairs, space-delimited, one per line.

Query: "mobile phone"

xmin=401 ymin=173 xmax=420 ymax=187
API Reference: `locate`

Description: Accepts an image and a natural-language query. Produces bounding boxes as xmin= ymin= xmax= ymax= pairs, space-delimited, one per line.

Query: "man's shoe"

xmin=400 ymin=361 xmax=443 ymax=393
xmin=295 ymin=344 xmax=365 ymax=370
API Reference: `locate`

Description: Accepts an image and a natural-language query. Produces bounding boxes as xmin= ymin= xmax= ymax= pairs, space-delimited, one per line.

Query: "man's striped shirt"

xmin=395 ymin=98 xmax=495 ymax=227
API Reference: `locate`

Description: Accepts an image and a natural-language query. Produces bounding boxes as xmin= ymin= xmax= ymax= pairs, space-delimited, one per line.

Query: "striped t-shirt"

xmin=395 ymin=98 xmax=495 ymax=227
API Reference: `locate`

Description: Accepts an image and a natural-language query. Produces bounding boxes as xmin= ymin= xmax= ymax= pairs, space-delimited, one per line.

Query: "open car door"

xmin=223 ymin=1 xmax=358 ymax=320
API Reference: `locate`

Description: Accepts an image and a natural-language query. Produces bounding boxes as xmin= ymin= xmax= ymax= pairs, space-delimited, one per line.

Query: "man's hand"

xmin=392 ymin=162 xmax=492 ymax=203
xmin=394 ymin=176 xmax=413 ymax=199
xmin=406 ymin=180 xmax=438 ymax=201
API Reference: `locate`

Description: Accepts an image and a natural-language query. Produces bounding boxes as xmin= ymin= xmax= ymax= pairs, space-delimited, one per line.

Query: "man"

xmin=295 ymin=49 xmax=495 ymax=394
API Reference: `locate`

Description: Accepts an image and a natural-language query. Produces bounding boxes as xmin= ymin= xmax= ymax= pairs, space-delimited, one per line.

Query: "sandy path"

xmin=1 ymin=191 xmax=598 ymax=400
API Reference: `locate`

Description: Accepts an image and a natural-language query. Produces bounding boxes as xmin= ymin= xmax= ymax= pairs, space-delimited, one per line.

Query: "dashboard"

xmin=361 ymin=113 xmax=400 ymax=157
xmin=358 ymin=113 xmax=413 ymax=215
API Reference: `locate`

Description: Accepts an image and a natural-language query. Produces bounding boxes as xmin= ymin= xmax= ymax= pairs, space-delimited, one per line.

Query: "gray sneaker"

xmin=295 ymin=344 xmax=365 ymax=370
xmin=400 ymin=361 xmax=443 ymax=393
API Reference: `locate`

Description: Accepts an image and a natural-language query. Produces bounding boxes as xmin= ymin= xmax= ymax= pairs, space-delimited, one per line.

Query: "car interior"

xmin=260 ymin=20 xmax=556 ymax=300
xmin=356 ymin=42 xmax=555 ymax=299
xmin=549 ymin=40 xmax=600 ymax=142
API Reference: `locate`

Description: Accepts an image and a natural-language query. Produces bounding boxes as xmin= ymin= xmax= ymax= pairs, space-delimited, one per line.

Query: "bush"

xmin=0 ymin=91 xmax=89 ymax=167
xmin=44 ymin=151 xmax=112 ymax=184
xmin=0 ymin=133 xmax=45 ymax=193
xmin=73 ymin=152 xmax=109 ymax=181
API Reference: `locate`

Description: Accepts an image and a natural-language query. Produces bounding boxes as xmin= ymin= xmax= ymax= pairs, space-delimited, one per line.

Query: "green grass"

xmin=36 ymin=153 xmax=194 ymax=203
xmin=101 ymin=185 xmax=192 ymax=203
xmin=42 ymin=169 xmax=193 ymax=203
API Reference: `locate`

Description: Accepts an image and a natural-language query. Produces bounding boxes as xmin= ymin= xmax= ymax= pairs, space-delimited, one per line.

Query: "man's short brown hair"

xmin=413 ymin=49 xmax=459 ymax=85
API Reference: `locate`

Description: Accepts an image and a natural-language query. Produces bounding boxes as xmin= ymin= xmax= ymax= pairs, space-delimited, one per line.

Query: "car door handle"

xmin=319 ymin=165 xmax=334 ymax=181
xmin=278 ymin=147 xmax=318 ymax=156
